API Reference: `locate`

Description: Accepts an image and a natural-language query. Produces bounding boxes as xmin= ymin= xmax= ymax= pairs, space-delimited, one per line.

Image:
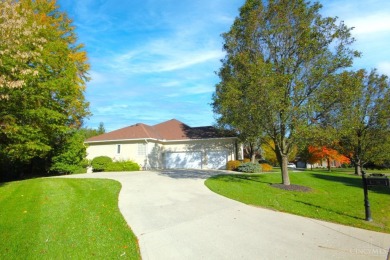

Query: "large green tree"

xmin=0 ymin=0 xmax=89 ymax=180
xmin=212 ymin=0 xmax=358 ymax=185
xmin=335 ymin=70 xmax=390 ymax=175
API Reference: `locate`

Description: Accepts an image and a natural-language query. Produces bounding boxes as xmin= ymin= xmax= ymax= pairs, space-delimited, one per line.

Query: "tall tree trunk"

xmin=354 ymin=159 xmax=362 ymax=176
xmin=275 ymin=145 xmax=291 ymax=185
xmin=281 ymin=155 xmax=290 ymax=185
xmin=327 ymin=157 xmax=331 ymax=172
xmin=251 ymin=153 xmax=256 ymax=163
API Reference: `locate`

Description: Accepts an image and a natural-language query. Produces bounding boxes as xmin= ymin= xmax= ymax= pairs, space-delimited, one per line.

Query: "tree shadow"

xmin=157 ymin=169 xmax=229 ymax=180
xmin=293 ymin=200 xmax=363 ymax=220
xmin=310 ymin=173 xmax=390 ymax=195
xmin=208 ymin=173 xmax=274 ymax=185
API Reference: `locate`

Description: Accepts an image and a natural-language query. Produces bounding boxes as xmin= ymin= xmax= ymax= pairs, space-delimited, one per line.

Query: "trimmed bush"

xmin=237 ymin=162 xmax=261 ymax=173
xmin=261 ymin=163 xmax=273 ymax=172
xmin=91 ymin=156 xmax=113 ymax=172
xmin=243 ymin=158 xmax=251 ymax=163
xmin=105 ymin=161 xmax=140 ymax=172
xmin=227 ymin=160 xmax=241 ymax=171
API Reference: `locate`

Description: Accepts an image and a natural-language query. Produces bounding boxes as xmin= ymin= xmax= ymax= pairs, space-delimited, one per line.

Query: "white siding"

xmin=86 ymin=138 xmax=237 ymax=170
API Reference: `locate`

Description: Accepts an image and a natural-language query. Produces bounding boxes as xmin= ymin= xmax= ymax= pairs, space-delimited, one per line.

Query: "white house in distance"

xmin=85 ymin=119 xmax=242 ymax=170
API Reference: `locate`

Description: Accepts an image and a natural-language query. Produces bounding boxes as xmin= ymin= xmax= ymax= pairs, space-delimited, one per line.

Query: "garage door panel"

xmin=165 ymin=152 xmax=202 ymax=169
xmin=207 ymin=151 xmax=228 ymax=170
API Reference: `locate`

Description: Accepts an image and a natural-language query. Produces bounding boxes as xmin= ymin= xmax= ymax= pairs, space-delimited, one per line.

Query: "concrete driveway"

xmin=61 ymin=170 xmax=390 ymax=259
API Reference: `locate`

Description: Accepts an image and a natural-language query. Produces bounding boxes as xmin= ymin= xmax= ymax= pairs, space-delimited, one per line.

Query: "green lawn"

xmin=205 ymin=170 xmax=390 ymax=233
xmin=0 ymin=178 xmax=140 ymax=259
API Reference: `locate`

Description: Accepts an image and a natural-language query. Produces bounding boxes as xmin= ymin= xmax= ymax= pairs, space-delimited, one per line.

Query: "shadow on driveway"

xmin=157 ymin=169 xmax=231 ymax=179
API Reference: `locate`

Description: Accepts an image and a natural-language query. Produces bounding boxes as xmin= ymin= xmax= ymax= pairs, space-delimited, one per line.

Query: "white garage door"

xmin=207 ymin=151 xmax=228 ymax=170
xmin=164 ymin=152 xmax=202 ymax=169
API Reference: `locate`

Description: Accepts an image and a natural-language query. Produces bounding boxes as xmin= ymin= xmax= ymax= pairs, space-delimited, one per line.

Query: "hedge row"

xmin=91 ymin=156 xmax=140 ymax=172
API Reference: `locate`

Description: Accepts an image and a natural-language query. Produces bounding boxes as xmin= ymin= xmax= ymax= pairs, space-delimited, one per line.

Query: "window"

xmin=138 ymin=143 xmax=146 ymax=156
xmin=117 ymin=144 xmax=121 ymax=154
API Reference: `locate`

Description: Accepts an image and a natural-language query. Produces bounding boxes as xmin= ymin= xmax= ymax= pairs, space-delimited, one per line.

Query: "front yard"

xmin=0 ymin=178 xmax=140 ymax=259
xmin=205 ymin=170 xmax=390 ymax=233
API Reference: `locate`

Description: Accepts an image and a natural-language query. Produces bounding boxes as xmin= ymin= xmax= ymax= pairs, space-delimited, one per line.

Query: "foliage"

xmin=307 ymin=146 xmax=350 ymax=170
xmin=227 ymin=160 xmax=241 ymax=171
xmin=260 ymin=163 xmax=273 ymax=172
xmin=243 ymin=138 xmax=264 ymax=163
xmin=243 ymin=158 xmax=251 ymax=163
xmin=212 ymin=0 xmax=358 ymax=185
xmin=0 ymin=0 xmax=89 ymax=180
xmin=79 ymin=123 xmax=106 ymax=140
xmin=97 ymin=122 xmax=106 ymax=135
xmin=0 ymin=178 xmax=141 ymax=258
xmin=105 ymin=161 xmax=140 ymax=172
xmin=205 ymin=170 xmax=390 ymax=233
xmin=50 ymin=131 xmax=87 ymax=174
xmin=261 ymin=142 xmax=278 ymax=166
xmin=262 ymin=139 xmax=297 ymax=166
xmin=334 ymin=70 xmax=390 ymax=175
xmin=91 ymin=156 xmax=113 ymax=172
xmin=91 ymin=157 xmax=140 ymax=172
xmin=237 ymin=162 xmax=261 ymax=173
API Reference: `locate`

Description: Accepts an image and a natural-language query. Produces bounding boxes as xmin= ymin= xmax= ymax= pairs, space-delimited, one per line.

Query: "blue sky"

xmin=57 ymin=0 xmax=390 ymax=131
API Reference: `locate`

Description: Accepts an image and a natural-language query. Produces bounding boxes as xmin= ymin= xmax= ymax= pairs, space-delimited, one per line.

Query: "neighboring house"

xmin=296 ymin=159 xmax=347 ymax=169
xmin=85 ymin=119 xmax=242 ymax=170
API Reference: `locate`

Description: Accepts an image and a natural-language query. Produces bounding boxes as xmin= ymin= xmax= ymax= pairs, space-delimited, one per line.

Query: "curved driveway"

xmin=61 ymin=170 xmax=390 ymax=259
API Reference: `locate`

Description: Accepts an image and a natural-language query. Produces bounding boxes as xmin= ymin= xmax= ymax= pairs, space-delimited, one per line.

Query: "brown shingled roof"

xmin=86 ymin=119 xmax=235 ymax=143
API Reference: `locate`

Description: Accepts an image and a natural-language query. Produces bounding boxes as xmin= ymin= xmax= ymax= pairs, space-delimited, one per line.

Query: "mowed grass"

xmin=0 ymin=178 xmax=140 ymax=259
xmin=205 ymin=170 xmax=390 ymax=233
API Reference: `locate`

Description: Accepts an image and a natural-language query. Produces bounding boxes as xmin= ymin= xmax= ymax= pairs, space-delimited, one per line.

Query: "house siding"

xmin=86 ymin=141 xmax=151 ymax=168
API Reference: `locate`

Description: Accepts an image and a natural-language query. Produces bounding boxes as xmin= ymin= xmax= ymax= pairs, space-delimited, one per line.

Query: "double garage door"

xmin=164 ymin=151 xmax=228 ymax=170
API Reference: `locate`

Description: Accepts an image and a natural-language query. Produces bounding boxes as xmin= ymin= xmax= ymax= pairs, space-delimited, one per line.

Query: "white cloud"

xmin=184 ymin=85 xmax=214 ymax=95
xmin=347 ymin=13 xmax=390 ymax=35
xmin=160 ymin=80 xmax=181 ymax=87
xmin=88 ymin=70 xmax=108 ymax=85
xmin=377 ymin=62 xmax=390 ymax=76
xmin=110 ymin=41 xmax=223 ymax=74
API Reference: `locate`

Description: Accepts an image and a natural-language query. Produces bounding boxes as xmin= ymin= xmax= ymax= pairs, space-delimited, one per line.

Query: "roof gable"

xmin=86 ymin=123 xmax=162 ymax=142
xmin=86 ymin=119 xmax=235 ymax=143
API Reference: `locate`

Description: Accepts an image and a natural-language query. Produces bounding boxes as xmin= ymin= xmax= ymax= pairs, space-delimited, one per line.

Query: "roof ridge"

xmin=85 ymin=119 xmax=235 ymax=143
xmin=138 ymin=123 xmax=152 ymax=138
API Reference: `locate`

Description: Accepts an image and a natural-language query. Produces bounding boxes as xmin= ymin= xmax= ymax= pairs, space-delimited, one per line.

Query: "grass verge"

xmin=205 ymin=170 xmax=390 ymax=233
xmin=0 ymin=178 xmax=140 ymax=259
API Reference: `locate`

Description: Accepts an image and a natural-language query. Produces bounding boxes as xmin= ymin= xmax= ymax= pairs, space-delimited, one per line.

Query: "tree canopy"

xmin=334 ymin=70 xmax=390 ymax=175
xmin=307 ymin=146 xmax=350 ymax=170
xmin=0 ymin=0 xmax=90 ymax=180
xmin=212 ymin=0 xmax=358 ymax=185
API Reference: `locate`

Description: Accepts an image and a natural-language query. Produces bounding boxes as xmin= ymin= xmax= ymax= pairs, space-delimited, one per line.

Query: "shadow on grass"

xmin=0 ymin=172 xmax=71 ymax=186
xmin=209 ymin=174 xmax=274 ymax=185
xmin=310 ymin=173 xmax=390 ymax=195
xmin=294 ymin=200 xmax=363 ymax=220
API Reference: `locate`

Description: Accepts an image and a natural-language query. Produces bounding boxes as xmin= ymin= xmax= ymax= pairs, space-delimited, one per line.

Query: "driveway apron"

xmin=60 ymin=170 xmax=390 ymax=260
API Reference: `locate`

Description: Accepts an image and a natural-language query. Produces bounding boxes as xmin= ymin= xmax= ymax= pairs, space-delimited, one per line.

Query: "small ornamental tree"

xmin=50 ymin=131 xmax=87 ymax=174
xmin=307 ymin=146 xmax=350 ymax=171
